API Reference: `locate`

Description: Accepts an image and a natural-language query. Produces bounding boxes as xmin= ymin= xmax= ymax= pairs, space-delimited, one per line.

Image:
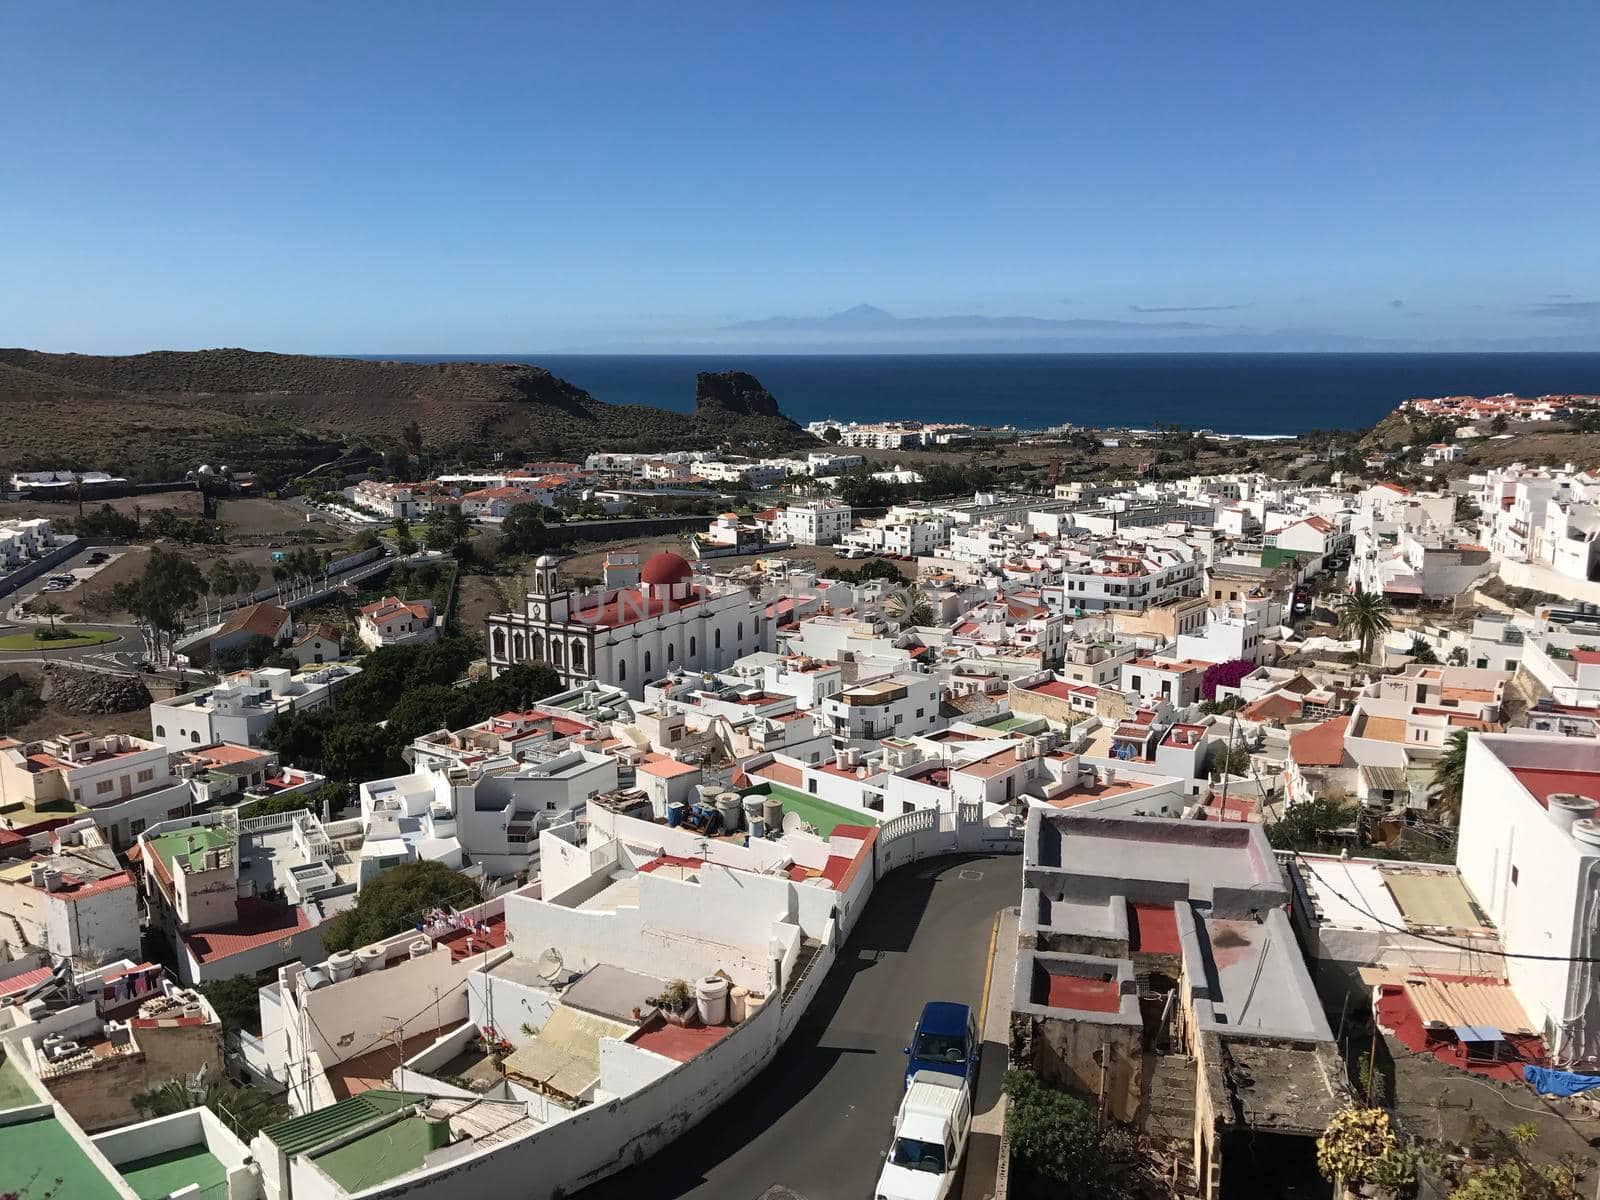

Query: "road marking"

xmin=976 ymin=910 xmax=1001 ymax=1038
xmin=959 ymin=868 xmax=984 ymax=880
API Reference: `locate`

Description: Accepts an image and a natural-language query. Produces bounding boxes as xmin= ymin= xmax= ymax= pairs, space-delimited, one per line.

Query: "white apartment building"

xmin=839 ymin=509 xmax=953 ymax=558
xmin=149 ymin=664 xmax=362 ymax=751
xmin=359 ymin=745 xmax=618 ymax=880
xmin=1057 ymin=540 xmax=1202 ymax=615
xmin=776 ymin=500 xmax=853 ymax=546
xmin=487 ymin=553 xmax=769 ymax=699
xmin=821 ymin=672 xmax=942 ymax=744
xmin=0 ymin=731 xmax=191 ymax=851
xmin=0 ymin=818 xmax=140 ymax=967
xmin=348 ymin=479 xmax=418 ymax=520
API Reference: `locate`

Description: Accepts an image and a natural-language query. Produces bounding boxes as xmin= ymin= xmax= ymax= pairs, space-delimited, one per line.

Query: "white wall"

xmin=1457 ymin=735 xmax=1595 ymax=1061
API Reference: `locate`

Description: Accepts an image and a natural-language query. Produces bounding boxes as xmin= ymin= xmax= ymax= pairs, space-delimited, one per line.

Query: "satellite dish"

xmin=537 ymin=947 xmax=565 ymax=983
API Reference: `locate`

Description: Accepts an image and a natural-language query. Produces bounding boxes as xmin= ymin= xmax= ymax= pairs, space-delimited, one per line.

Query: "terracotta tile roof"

xmin=182 ymin=899 xmax=313 ymax=963
xmin=218 ymin=602 xmax=290 ymax=640
xmin=1290 ymin=716 xmax=1350 ymax=768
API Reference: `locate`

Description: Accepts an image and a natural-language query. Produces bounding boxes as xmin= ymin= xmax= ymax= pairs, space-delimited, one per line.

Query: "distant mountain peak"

xmin=828 ymin=304 xmax=897 ymax=324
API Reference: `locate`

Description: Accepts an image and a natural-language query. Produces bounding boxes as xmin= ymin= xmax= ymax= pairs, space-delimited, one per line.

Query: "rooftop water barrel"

xmin=729 ymin=985 xmax=750 ymax=1023
xmin=1549 ymin=793 xmax=1599 ymax=836
xmin=328 ymin=951 xmax=357 ymax=982
xmin=695 ymin=975 xmax=730 ymax=1025
xmin=763 ymin=796 xmax=784 ymax=833
xmin=356 ymin=944 xmax=385 ymax=973
xmin=748 ymin=815 xmax=766 ymax=840
xmin=1574 ymin=818 xmax=1600 ymax=850
xmin=409 ymin=939 xmax=433 ymax=960
xmin=667 ymin=801 xmax=684 ymax=828
xmin=716 ymin=792 xmax=743 ymax=832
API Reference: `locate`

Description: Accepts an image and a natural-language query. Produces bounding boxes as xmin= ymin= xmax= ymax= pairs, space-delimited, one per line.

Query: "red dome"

xmin=640 ymin=551 xmax=693 ymax=586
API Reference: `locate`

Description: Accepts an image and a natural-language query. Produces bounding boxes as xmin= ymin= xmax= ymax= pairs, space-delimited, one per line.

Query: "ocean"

xmin=379 ymin=352 xmax=1600 ymax=436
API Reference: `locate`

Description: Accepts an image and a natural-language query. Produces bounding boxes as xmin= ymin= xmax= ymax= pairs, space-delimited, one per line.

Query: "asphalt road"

xmin=576 ymin=853 xmax=1020 ymax=1200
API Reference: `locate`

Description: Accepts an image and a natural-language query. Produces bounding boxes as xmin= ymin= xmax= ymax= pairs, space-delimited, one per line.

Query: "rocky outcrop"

xmin=42 ymin=664 xmax=151 ymax=714
xmin=694 ymin=371 xmax=788 ymax=420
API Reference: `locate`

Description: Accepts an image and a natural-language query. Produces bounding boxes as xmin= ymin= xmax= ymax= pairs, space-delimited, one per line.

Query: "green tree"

xmin=1337 ymin=589 xmax=1393 ymax=662
xmin=199 ymin=971 xmax=274 ymax=1036
xmin=132 ymin=1070 xmax=288 ymax=1141
xmin=501 ymin=505 xmax=552 ymax=555
xmin=1432 ymin=729 xmax=1469 ymax=824
xmin=321 ymin=860 xmax=483 ymax=953
xmin=35 ymin=599 xmax=64 ymax=636
xmin=110 ymin=547 xmax=205 ymax=662
xmin=1002 ymin=1069 xmax=1107 ymax=1191
xmin=318 ymin=720 xmax=395 ymax=781
xmin=206 ymin=559 xmax=237 ymax=620
xmin=234 ymin=562 xmax=261 ymax=601
xmin=394 ymin=515 xmax=417 ymax=557
xmin=1490 ymin=413 xmax=1509 ymax=434
xmin=1408 ymin=635 xmax=1440 ymax=664
xmin=1266 ymin=796 xmax=1353 ymax=852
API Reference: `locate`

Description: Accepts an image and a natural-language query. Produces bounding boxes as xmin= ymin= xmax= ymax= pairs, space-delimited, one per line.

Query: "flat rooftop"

xmin=118 ymin=1144 xmax=227 ymax=1200
xmin=1294 ymin=856 xmax=1492 ymax=935
xmin=0 ymin=1112 xmax=124 ymax=1200
xmin=1031 ymin=813 xmax=1276 ymax=891
xmin=1199 ymin=916 xmax=1328 ymax=1038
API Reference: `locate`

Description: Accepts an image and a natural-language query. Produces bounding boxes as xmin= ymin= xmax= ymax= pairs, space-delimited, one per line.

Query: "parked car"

xmin=903 ymin=1001 xmax=979 ymax=1091
xmin=874 ymin=1071 xmax=972 ymax=1200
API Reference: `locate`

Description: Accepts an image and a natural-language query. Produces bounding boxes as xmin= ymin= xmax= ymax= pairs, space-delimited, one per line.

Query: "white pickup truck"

xmin=874 ymin=1070 xmax=973 ymax=1200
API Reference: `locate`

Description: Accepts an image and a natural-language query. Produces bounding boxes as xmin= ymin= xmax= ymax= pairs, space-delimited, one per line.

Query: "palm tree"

xmin=36 ymin=600 xmax=64 ymax=637
xmin=883 ymin=586 xmax=935 ymax=629
xmin=1337 ymin=589 xmax=1393 ymax=662
xmin=1432 ymin=729 xmax=1469 ymax=824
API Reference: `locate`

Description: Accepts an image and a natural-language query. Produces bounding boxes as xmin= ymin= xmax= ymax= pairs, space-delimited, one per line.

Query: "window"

xmin=129 ymin=818 xmax=145 ymax=836
xmin=737 ymin=622 xmax=744 ymax=642
xmin=667 ymin=643 xmax=675 ymax=664
xmin=715 ymin=629 xmax=722 ymax=649
xmin=619 ymin=659 xmax=627 ymax=681
xmin=643 ymin=650 xmax=652 ymax=674
xmin=808 ymin=779 xmax=818 ymax=795
xmin=915 ymin=707 xmax=924 ymax=718
xmin=137 ymin=769 xmax=154 ymax=784
xmin=96 ymin=779 xmax=115 ymax=795
xmin=1511 ymin=865 xmax=1519 ymax=886
xmin=492 ymin=629 xmax=506 ymax=657
xmin=191 ymin=731 xmax=201 ymax=743
xmin=572 ymin=642 xmax=586 ymax=671
xmin=155 ymin=724 xmax=166 ymax=738
xmin=689 ymin=636 xmax=696 ymax=657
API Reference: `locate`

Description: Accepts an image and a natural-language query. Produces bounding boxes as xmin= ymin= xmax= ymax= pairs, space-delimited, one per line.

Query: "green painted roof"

xmin=119 ymin=1145 xmax=227 ymax=1200
xmin=746 ymin=781 xmax=878 ymax=837
xmin=264 ymin=1089 xmax=420 ymax=1156
xmin=0 ymin=1054 xmax=40 ymax=1111
xmin=310 ymin=1114 xmax=450 ymax=1193
xmin=0 ymin=1113 xmax=126 ymax=1200
xmin=147 ymin=826 xmax=234 ymax=874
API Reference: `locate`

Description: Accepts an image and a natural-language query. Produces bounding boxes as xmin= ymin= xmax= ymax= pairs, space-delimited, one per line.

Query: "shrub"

xmin=1002 ymin=1069 xmax=1106 ymax=1190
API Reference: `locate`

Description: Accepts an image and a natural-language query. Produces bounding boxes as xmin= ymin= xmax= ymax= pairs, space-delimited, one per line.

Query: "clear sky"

xmin=3 ymin=1 xmax=1597 ymax=353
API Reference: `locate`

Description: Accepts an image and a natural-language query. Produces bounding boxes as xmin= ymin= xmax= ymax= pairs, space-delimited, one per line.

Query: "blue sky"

xmin=2 ymin=1 xmax=1597 ymax=353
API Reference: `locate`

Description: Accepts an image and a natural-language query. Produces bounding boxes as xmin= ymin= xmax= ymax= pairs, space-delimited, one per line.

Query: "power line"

xmin=1284 ymin=845 xmax=1600 ymax=965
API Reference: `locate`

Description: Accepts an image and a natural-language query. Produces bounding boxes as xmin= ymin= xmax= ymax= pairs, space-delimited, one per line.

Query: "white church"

xmin=486 ymin=551 xmax=771 ymax=697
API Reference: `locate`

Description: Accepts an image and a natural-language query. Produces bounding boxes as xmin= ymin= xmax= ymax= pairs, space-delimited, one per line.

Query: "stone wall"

xmin=42 ymin=663 xmax=151 ymax=714
xmin=45 ymin=1021 xmax=224 ymax=1131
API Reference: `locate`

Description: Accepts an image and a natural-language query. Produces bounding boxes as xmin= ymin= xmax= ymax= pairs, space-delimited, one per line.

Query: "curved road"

xmin=576 ymin=852 xmax=1019 ymax=1200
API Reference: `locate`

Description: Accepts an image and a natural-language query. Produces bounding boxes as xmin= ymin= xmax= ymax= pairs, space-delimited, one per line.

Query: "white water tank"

xmin=1574 ymin=818 xmax=1600 ymax=850
xmin=728 ymin=985 xmax=749 ymax=1024
xmin=716 ymin=792 xmax=743 ymax=832
xmin=328 ymin=951 xmax=357 ymax=982
xmin=1549 ymin=794 xmax=1599 ymax=836
xmin=409 ymin=939 xmax=433 ymax=960
xmin=695 ymin=975 xmax=730 ymax=1025
xmin=356 ymin=945 xmax=385 ymax=974
xmin=763 ymin=796 xmax=784 ymax=833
